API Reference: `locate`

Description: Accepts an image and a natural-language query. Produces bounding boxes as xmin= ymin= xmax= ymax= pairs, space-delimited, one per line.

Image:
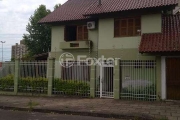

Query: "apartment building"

xmin=11 ymin=40 xmax=28 ymax=59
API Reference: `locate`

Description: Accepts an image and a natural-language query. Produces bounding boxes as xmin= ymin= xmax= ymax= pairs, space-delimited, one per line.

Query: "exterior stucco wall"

xmin=141 ymin=14 xmax=162 ymax=34
xmin=51 ymin=26 xmax=64 ymax=52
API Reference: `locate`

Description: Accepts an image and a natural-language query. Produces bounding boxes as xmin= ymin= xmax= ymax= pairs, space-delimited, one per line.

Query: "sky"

xmin=0 ymin=0 xmax=67 ymax=61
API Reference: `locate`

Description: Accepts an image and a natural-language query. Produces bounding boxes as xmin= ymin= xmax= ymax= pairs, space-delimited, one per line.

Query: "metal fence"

xmin=120 ymin=60 xmax=156 ymax=101
xmin=53 ymin=61 xmax=90 ymax=97
xmin=0 ymin=62 xmax=15 ymax=92
xmin=100 ymin=61 xmax=114 ymax=98
xmin=18 ymin=61 xmax=48 ymax=94
xmin=95 ymin=65 xmax=100 ymax=97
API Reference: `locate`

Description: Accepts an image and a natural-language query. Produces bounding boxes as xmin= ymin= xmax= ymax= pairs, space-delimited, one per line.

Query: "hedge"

xmin=0 ymin=75 xmax=90 ymax=96
xmin=53 ymin=78 xmax=90 ymax=96
xmin=0 ymin=74 xmax=14 ymax=91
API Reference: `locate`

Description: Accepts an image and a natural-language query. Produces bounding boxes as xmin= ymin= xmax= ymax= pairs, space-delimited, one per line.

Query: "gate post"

xmin=156 ymin=56 xmax=162 ymax=101
xmin=47 ymin=57 xmax=55 ymax=96
xmin=90 ymin=64 xmax=96 ymax=98
xmin=114 ymin=59 xmax=120 ymax=99
xmin=14 ymin=59 xmax=20 ymax=95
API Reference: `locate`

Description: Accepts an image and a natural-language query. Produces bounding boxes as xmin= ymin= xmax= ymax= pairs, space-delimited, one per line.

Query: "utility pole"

xmin=0 ymin=41 xmax=6 ymax=62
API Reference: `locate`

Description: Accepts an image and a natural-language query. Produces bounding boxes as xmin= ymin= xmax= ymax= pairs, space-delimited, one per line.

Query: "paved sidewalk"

xmin=0 ymin=95 xmax=180 ymax=120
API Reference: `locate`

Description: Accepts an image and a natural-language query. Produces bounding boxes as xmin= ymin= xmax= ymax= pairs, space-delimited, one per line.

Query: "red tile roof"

xmin=84 ymin=0 xmax=178 ymax=15
xmin=39 ymin=0 xmax=178 ymax=23
xmin=39 ymin=0 xmax=97 ymax=23
xmin=139 ymin=15 xmax=180 ymax=53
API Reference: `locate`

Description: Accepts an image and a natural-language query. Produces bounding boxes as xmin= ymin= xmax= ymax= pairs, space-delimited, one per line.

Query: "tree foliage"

xmin=54 ymin=3 xmax=61 ymax=10
xmin=23 ymin=5 xmax=51 ymax=56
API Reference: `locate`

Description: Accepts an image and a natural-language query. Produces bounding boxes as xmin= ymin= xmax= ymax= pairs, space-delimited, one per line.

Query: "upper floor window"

xmin=114 ymin=17 xmax=141 ymax=37
xmin=64 ymin=25 xmax=88 ymax=41
xmin=77 ymin=25 xmax=88 ymax=40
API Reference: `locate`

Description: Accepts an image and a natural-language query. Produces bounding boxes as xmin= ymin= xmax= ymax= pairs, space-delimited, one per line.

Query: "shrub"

xmin=53 ymin=78 xmax=90 ymax=96
xmin=121 ymin=84 xmax=156 ymax=100
xmin=0 ymin=75 xmax=90 ymax=96
xmin=18 ymin=77 xmax=48 ymax=93
xmin=0 ymin=74 xmax=14 ymax=91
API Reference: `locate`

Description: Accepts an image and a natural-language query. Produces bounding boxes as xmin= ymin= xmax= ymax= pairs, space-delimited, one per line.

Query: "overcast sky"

xmin=0 ymin=0 xmax=67 ymax=60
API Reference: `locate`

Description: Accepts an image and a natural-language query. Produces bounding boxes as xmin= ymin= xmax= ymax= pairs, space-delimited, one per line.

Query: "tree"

xmin=54 ymin=3 xmax=61 ymax=10
xmin=23 ymin=5 xmax=51 ymax=56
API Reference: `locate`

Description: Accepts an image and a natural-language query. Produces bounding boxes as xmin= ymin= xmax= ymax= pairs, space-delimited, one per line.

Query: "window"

xmin=114 ymin=17 xmax=141 ymax=37
xmin=64 ymin=25 xmax=88 ymax=41
xmin=77 ymin=25 xmax=88 ymax=40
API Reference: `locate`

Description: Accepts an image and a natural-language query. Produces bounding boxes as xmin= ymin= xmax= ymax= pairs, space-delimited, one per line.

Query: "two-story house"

xmin=39 ymin=0 xmax=180 ymax=100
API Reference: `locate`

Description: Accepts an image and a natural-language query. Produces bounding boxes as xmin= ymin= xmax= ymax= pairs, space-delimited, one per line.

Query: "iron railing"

xmin=18 ymin=61 xmax=48 ymax=94
xmin=0 ymin=62 xmax=15 ymax=92
xmin=53 ymin=61 xmax=90 ymax=97
xmin=120 ymin=60 xmax=156 ymax=101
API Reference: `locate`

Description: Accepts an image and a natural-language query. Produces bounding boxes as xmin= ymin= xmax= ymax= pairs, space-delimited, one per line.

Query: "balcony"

xmin=60 ymin=40 xmax=92 ymax=50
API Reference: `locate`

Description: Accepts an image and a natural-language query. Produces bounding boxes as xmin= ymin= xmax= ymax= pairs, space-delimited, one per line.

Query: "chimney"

xmin=98 ymin=0 xmax=101 ymax=5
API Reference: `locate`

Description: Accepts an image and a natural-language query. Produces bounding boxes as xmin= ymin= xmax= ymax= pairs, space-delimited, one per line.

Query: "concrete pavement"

xmin=0 ymin=109 xmax=117 ymax=120
xmin=0 ymin=95 xmax=180 ymax=120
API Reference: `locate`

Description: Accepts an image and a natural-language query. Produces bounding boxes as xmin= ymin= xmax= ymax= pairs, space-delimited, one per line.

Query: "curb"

xmin=0 ymin=106 xmax=154 ymax=120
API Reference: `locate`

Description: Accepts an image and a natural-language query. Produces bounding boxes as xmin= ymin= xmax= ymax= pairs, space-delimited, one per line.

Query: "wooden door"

xmin=166 ymin=58 xmax=180 ymax=100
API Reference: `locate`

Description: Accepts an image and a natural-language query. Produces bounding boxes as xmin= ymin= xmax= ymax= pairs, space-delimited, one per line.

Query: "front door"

xmin=166 ymin=58 xmax=180 ymax=100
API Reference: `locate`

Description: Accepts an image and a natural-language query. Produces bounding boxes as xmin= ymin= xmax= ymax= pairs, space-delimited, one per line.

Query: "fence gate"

xmin=100 ymin=61 xmax=114 ymax=98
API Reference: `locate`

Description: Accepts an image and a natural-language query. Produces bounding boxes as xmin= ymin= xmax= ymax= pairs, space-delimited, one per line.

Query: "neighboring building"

xmin=33 ymin=53 xmax=48 ymax=60
xmin=11 ymin=40 xmax=28 ymax=59
xmin=39 ymin=0 xmax=180 ymax=100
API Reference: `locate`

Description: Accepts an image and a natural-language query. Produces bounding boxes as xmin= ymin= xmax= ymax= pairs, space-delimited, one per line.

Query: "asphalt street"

xmin=0 ymin=109 xmax=119 ymax=120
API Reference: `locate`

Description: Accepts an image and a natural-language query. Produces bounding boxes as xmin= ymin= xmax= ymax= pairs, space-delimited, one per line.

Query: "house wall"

xmin=50 ymin=14 xmax=162 ymax=78
xmin=50 ymin=14 xmax=162 ymax=98
xmin=141 ymin=14 xmax=162 ymax=34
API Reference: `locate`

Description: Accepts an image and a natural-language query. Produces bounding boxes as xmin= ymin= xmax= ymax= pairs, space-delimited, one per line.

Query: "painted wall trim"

xmin=161 ymin=56 xmax=166 ymax=100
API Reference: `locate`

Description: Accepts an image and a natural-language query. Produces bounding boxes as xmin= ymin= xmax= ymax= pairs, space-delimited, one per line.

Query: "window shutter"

xmin=64 ymin=26 xmax=67 ymax=41
xmin=77 ymin=26 xmax=83 ymax=40
xmin=114 ymin=19 xmax=120 ymax=37
xmin=135 ymin=18 xmax=141 ymax=35
xmin=114 ymin=17 xmax=141 ymax=37
xmin=120 ymin=19 xmax=128 ymax=36
xmin=83 ymin=26 xmax=88 ymax=40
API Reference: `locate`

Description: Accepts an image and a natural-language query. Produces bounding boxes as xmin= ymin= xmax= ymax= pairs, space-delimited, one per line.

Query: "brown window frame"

xmin=77 ymin=25 xmax=88 ymax=41
xmin=114 ymin=17 xmax=141 ymax=37
xmin=64 ymin=25 xmax=88 ymax=41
